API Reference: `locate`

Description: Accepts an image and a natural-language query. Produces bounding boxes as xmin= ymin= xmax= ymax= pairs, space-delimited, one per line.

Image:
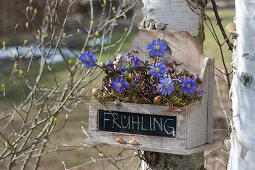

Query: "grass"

xmin=0 ymin=9 xmax=235 ymax=170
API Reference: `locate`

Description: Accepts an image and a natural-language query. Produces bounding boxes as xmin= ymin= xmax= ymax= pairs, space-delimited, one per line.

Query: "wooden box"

xmin=84 ymin=30 xmax=214 ymax=155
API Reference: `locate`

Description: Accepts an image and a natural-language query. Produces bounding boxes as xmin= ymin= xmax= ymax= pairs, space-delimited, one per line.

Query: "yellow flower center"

xmin=154 ymin=45 xmax=160 ymax=50
xmin=155 ymin=68 xmax=160 ymax=73
xmin=137 ymin=61 xmax=140 ymax=65
xmin=86 ymin=58 xmax=91 ymax=62
xmin=164 ymin=84 xmax=169 ymax=89
xmin=117 ymin=83 xmax=122 ymax=88
xmin=186 ymin=84 xmax=191 ymax=88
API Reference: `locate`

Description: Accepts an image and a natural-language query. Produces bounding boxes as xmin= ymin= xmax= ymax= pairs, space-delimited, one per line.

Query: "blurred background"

xmin=0 ymin=0 xmax=234 ymax=169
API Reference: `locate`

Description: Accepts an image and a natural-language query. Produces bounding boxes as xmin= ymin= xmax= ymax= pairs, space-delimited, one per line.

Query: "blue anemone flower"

xmin=100 ymin=62 xmax=106 ymax=67
xmin=157 ymin=77 xmax=175 ymax=96
xmin=117 ymin=67 xmax=126 ymax=75
xmin=112 ymin=77 xmax=129 ymax=92
xmin=180 ymin=78 xmax=197 ymax=94
xmin=198 ymin=90 xmax=206 ymax=95
xmin=126 ymin=54 xmax=131 ymax=62
xmin=150 ymin=62 xmax=167 ymax=78
xmin=147 ymin=38 xmax=167 ymax=57
xmin=107 ymin=62 xmax=114 ymax=70
xmin=133 ymin=57 xmax=142 ymax=67
xmin=135 ymin=78 xmax=139 ymax=84
xmin=79 ymin=51 xmax=97 ymax=68
xmin=193 ymin=89 xmax=206 ymax=96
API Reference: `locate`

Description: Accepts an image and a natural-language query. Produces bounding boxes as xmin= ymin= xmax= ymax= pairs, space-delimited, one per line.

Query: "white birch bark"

xmin=140 ymin=0 xmax=206 ymax=169
xmin=228 ymin=0 xmax=255 ymax=169
xmin=140 ymin=0 xmax=201 ymax=36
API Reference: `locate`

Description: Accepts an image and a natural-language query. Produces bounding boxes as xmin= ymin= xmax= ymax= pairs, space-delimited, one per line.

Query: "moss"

xmin=95 ymin=86 xmax=202 ymax=107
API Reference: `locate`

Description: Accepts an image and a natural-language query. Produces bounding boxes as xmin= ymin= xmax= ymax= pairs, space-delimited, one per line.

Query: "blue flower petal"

xmin=111 ymin=77 xmax=129 ymax=92
xmin=147 ymin=38 xmax=167 ymax=57
xmin=79 ymin=50 xmax=97 ymax=68
xmin=180 ymin=78 xmax=197 ymax=94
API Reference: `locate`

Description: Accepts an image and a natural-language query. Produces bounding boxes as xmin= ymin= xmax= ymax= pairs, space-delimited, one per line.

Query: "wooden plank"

xmin=186 ymin=99 xmax=207 ymax=149
xmin=206 ymin=58 xmax=215 ymax=143
xmin=89 ymin=130 xmax=186 ymax=150
xmin=122 ymin=30 xmax=206 ymax=76
xmin=83 ymin=139 xmax=212 ymax=155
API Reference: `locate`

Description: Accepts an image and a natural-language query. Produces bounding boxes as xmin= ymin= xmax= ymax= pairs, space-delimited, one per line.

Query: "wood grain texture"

xmin=84 ymin=139 xmax=211 ymax=155
xmin=86 ymin=30 xmax=214 ymax=155
xmin=118 ymin=30 xmax=206 ymax=76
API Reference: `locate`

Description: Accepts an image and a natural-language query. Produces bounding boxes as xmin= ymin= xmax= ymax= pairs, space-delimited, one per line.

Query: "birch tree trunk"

xmin=228 ymin=1 xmax=255 ymax=169
xmin=139 ymin=0 xmax=206 ymax=169
xmin=139 ymin=0 xmax=206 ymax=51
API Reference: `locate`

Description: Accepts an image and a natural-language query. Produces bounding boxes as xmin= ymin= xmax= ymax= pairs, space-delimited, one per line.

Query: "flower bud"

xmin=26 ymin=7 xmax=29 ymax=15
xmin=103 ymin=0 xmax=107 ymax=6
xmin=76 ymin=28 xmax=80 ymax=34
xmin=18 ymin=70 xmax=23 ymax=78
xmin=11 ymin=114 xmax=14 ymax=122
xmin=50 ymin=125 xmax=54 ymax=131
xmin=23 ymin=40 xmax=27 ymax=46
xmin=1 ymin=85 xmax=5 ymax=96
xmin=45 ymin=16 xmax=49 ymax=22
xmin=43 ymin=33 xmax=48 ymax=39
xmin=112 ymin=6 xmax=116 ymax=12
xmin=33 ymin=8 xmax=38 ymax=16
xmin=2 ymin=41 xmax=6 ymax=51
xmin=14 ymin=63 xmax=17 ymax=70
xmin=54 ymin=117 xmax=57 ymax=126
xmin=134 ymin=78 xmax=139 ymax=84
xmin=25 ymin=22 xmax=29 ymax=30
xmin=81 ymin=88 xmax=85 ymax=93
xmin=26 ymin=48 xmax=29 ymax=54
xmin=100 ymin=62 xmax=105 ymax=67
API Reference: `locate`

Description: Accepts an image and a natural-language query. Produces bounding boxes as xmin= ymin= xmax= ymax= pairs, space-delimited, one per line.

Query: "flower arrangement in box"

xmin=80 ymin=38 xmax=205 ymax=107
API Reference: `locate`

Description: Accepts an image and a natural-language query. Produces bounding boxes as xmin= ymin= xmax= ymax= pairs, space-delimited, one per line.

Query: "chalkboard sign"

xmin=98 ymin=109 xmax=177 ymax=138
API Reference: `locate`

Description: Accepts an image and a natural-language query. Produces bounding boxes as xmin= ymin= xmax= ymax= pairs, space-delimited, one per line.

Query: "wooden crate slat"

xmin=83 ymin=139 xmax=212 ymax=155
